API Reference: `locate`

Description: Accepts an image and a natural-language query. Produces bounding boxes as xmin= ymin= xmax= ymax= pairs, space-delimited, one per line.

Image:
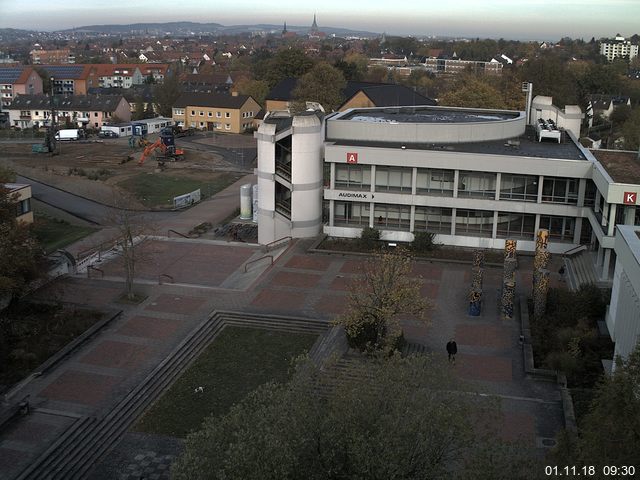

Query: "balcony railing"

xmin=275 ymin=161 xmax=291 ymax=182
xmin=275 ymin=200 xmax=291 ymax=219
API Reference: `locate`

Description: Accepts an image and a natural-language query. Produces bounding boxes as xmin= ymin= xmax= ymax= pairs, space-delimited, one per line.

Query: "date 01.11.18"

xmin=545 ymin=465 xmax=636 ymax=476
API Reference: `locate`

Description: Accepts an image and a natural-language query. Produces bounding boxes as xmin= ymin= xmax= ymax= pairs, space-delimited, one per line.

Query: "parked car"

xmin=99 ymin=130 xmax=119 ymax=138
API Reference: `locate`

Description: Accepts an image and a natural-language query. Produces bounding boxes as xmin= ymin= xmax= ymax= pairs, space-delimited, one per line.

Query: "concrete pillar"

xmin=573 ymin=217 xmax=583 ymax=245
xmin=608 ymin=204 xmax=617 ymax=236
xmin=577 ymin=178 xmax=586 ymax=207
xmin=369 ymin=202 xmax=374 ymax=227
xmin=329 ymin=199 xmax=334 ymax=227
xmin=370 ymin=165 xmax=376 ymax=193
xmin=596 ymin=244 xmax=604 ymax=269
xmin=410 ymin=205 xmax=416 ymax=232
xmin=492 ymin=211 xmax=498 ymax=238
xmin=601 ymin=248 xmax=612 ymax=281
xmin=453 ymin=170 xmax=459 ymax=198
xmin=451 ymin=208 xmax=457 ymax=235
xmin=411 ymin=167 xmax=417 ymax=195
xmin=537 ymin=175 xmax=544 ymax=203
xmin=330 ymin=162 xmax=335 ymax=189
xmin=495 ymin=172 xmax=501 ymax=200
xmin=534 ymin=214 xmax=541 ymax=241
xmin=625 ymin=206 xmax=636 ymax=225
xmin=595 ymin=190 xmax=601 ymax=213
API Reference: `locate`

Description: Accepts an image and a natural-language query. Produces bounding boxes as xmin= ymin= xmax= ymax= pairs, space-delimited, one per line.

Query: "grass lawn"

xmin=133 ymin=326 xmax=318 ymax=438
xmin=32 ymin=213 xmax=97 ymax=254
xmin=118 ymin=172 xmax=243 ymax=209
xmin=0 ymin=303 xmax=103 ymax=391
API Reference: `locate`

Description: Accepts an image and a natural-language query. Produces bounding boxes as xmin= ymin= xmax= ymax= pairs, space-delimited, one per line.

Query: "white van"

xmin=55 ymin=129 xmax=85 ymax=141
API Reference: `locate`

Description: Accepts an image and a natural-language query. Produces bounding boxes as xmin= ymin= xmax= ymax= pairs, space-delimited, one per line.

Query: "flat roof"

xmin=341 ymin=107 xmax=519 ymax=124
xmin=590 ymin=149 xmax=640 ymax=184
xmin=331 ymin=126 xmax=586 ymax=161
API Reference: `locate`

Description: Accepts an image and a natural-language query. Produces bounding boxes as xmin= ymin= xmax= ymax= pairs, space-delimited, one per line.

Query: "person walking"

xmin=446 ymin=339 xmax=458 ymax=364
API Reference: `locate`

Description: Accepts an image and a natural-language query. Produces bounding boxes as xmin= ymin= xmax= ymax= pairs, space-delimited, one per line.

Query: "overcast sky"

xmin=1 ymin=0 xmax=638 ymax=41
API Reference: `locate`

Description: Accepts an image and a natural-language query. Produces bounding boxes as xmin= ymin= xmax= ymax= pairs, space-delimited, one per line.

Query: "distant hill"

xmin=63 ymin=21 xmax=378 ymax=38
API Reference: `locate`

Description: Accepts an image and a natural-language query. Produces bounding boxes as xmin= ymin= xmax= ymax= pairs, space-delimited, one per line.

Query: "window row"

xmin=333 ymin=165 xmax=580 ymax=204
xmin=333 ymin=201 xmax=575 ymax=241
xmin=190 ymin=110 xmax=232 ymax=118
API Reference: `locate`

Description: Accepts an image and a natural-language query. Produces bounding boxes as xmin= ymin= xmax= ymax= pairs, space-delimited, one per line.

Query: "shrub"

xmin=359 ymin=226 xmax=380 ymax=251
xmin=411 ymin=231 xmax=438 ymax=253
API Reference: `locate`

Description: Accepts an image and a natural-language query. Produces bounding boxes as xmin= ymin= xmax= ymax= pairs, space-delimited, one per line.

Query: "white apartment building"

xmin=600 ymin=35 xmax=639 ymax=62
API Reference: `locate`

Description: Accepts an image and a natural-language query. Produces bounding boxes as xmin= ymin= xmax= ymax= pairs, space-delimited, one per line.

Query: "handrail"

xmin=159 ymin=273 xmax=174 ymax=284
xmin=263 ymin=236 xmax=292 ymax=253
xmin=562 ymin=244 xmax=587 ymax=257
xmin=167 ymin=229 xmax=189 ymax=238
xmin=87 ymin=265 xmax=104 ymax=278
xmin=244 ymin=255 xmax=273 ymax=273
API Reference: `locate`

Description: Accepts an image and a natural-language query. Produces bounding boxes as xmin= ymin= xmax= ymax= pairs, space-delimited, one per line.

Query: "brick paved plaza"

xmin=0 ymin=182 xmax=567 ymax=478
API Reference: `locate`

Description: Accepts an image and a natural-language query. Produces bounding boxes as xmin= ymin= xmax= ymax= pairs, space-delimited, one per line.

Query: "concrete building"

xmin=3 ymin=184 xmax=33 ymax=224
xmin=599 ymin=35 xmax=639 ymax=62
xmin=172 ymin=92 xmax=260 ymax=134
xmin=607 ymin=225 xmax=640 ymax=364
xmin=256 ymin=101 xmax=640 ymax=288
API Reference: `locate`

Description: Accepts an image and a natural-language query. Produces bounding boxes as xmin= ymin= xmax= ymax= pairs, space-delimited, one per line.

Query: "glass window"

xmin=335 ymin=164 xmax=371 ymax=190
xmin=334 ymin=201 xmax=370 ymax=226
xmin=542 ymin=177 xmax=578 ymax=204
xmin=225 ymin=112 xmax=230 ymax=118
xmin=500 ymin=174 xmax=538 ymax=202
xmin=414 ymin=206 xmax=452 ymax=233
xmin=584 ymin=180 xmax=597 ymax=208
xmin=539 ymin=215 xmax=575 ymax=242
xmin=416 ymin=168 xmax=454 ymax=196
xmin=496 ymin=212 xmax=535 ymax=239
xmin=458 ymin=171 xmax=496 ymax=198
xmin=455 ymin=209 xmax=493 ymax=237
xmin=374 ymin=203 xmax=411 ymax=230
xmin=375 ymin=166 xmax=412 ymax=193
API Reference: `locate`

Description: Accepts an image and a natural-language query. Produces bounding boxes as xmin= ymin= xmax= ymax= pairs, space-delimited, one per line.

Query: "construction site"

xmin=0 ymin=129 xmax=256 ymax=210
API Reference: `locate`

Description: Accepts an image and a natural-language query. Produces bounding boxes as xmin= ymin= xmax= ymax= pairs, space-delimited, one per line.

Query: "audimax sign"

xmin=337 ymin=192 xmax=370 ymax=199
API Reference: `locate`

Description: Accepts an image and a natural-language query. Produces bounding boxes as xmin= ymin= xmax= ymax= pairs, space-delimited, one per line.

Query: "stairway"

xmin=564 ymin=250 xmax=598 ymax=291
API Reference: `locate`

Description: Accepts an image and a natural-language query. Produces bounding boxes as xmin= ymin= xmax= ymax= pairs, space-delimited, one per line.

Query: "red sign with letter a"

xmin=346 ymin=152 xmax=358 ymax=164
xmin=624 ymin=192 xmax=637 ymax=205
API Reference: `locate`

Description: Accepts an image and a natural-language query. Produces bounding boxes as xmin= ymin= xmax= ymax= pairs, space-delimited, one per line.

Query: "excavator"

xmin=138 ymin=130 xmax=184 ymax=167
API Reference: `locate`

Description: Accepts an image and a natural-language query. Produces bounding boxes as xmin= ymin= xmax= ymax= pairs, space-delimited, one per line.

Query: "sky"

xmin=0 ymin=0 xmax=638 ymax=41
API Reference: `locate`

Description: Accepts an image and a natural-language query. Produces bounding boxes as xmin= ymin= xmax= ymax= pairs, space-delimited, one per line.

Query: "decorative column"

xmin=532 ymin=229 xmax=550 ymax=320
xmin=468 ymin=250 xmax=484 ymax=316
xmin=502 ymin=239 xmax=517 ymax=320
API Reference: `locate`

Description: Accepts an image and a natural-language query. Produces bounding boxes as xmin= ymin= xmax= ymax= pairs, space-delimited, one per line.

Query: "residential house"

xmin=3 ymin=184 xmax=33 ymax=224
xmin=8 ymin=94 xmax=131 ymax=129
xmin=420 ymin=53 xmax=503 ymax=75
xmin=0 ymin=66 xmax=43 ymax=109
xmin=39 ymin=65 xmax=94 ymax=95
xmin=180 ymin=73 xmax=233 ymax=93
xmin=587 ymin=94 xmax=632 ymax=127
xmin=172 ymin=92 xmax=260 ymax=133
xmin=89 ymin=64 xmax=145 ymax=89
xmin=30 ymin=48 xmax=75 ymax=64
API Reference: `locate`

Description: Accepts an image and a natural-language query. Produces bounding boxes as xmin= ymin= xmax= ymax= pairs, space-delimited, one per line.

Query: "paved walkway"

xmin=0 ymin=180 xmax=567 ymax=478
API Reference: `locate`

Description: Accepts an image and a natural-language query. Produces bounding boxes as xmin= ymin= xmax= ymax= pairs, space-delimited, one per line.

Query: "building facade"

xmin=172 ymin=92 xmax=260 ymax=134
xmin=599 ymin=35 xmax=639 ymax=62
xmin=257 ymin=103 xmax=640 ymax=286
xmin=607 ymin=225 xmax=640 ymax=363
xmin=3 ymin=184 xmax=33 ymax=224
xmin=0 ymin=66 xmax=43 ymax=109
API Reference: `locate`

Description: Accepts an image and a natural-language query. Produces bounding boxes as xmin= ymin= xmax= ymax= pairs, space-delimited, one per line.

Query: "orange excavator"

xmin=138 ymin=130 xmax=184 ymax=167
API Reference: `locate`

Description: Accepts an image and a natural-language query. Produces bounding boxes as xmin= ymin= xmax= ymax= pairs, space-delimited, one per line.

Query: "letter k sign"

xmin=624 ymin=192 xmax=637 ymax=205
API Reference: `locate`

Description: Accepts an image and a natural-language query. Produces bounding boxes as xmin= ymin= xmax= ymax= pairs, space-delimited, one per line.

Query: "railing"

xmin=167 ymin=229 xmax=189 ymax=238
xmin=562 ymin=244 xmax=587 ymax=257
xmin=263 ymin=236 xmax=292 ymax=253
xmin=244 ymin=255 xmax=273 ymax=273
xmin=158 ymin=273 xmax=174 ymax=284
xmin=275 ymin=201 xmax=291 ymax=219
xmin=275 ymin=162 xmax=292 ymax=182
xmin=87 ymin=265 xmax=104 ymax=278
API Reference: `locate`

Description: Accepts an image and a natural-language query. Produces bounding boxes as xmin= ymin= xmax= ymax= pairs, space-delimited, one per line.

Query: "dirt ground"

xmin=0 ymin=136 xmax=246 ymax=208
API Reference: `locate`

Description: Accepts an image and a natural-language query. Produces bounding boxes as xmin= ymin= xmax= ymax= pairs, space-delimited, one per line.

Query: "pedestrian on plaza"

xmin=446 ymin=339 xmax=457 ymax=363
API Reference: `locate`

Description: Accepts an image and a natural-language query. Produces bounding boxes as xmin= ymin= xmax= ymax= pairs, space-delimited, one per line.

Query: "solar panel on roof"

xmin=0 ymin=67 xmax=24 ymax=83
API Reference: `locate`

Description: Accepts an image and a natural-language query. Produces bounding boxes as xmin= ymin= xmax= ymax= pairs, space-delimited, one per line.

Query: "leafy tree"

xmin=439 ymin=75 xmax=507 ymax=109
xmin=519 ymin=57 xmax=579 ymax=107
xmin=0 ymin=168 xmax=43 ymax=309
xmin=292 ymin=62 xmax=346 ymax=112
xmin=152 ymin=71 xmax=181 ymax=117
xmin=359 ymin=226 xmax=380 ymax=250
xmin=132 ymin=97 xmax=146 ymax=120
xmin=412 ymin=231 xmax=438 ymax=253
xmin=255 ymin=48 xmax=314 ymax=88
xmin=172 ymin=354 xmax=541 ymax=480
xmin=621 ymin=107 xmax=640 ymax=150
xmin=333 ymin=249 xmax=431 ymax=353
xmin=570 ymin=344 xmax=640 ymax=468
xmin=236 ymin=78 xmax=269 ymax=107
